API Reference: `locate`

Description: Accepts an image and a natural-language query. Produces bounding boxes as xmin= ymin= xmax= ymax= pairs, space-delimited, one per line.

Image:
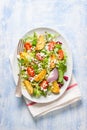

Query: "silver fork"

xmin=15 ymin=39 xmax=24 ymax=97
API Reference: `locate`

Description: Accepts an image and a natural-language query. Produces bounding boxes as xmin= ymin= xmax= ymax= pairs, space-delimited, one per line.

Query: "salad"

xmin=17 ymin=32 xmax=68 ymax=98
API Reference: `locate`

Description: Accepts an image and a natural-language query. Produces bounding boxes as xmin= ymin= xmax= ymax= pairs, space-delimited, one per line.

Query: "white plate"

xmin=14 ymin=27 xmax=73 ymax=103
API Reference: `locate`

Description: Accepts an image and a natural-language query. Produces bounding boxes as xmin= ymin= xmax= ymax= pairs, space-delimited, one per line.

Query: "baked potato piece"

xmin=50 ymin=54 xmax=56 ymax=69
xmin=23 ymin=80 xmax=33 ymax=95
xmin=20 ymin=52 xmax=29 ymax=59
xmin=35 ymin=35 xmax=45 ymax=50
xmin=34 ymin=69 xmax=46 ymax=82
xmin=51 ymin=81 xmax=60 ymax=94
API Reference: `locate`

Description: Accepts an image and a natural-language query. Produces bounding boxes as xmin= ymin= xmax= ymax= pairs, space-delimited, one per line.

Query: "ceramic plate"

xmin=14 ymin=27 xmax=72 ymax=103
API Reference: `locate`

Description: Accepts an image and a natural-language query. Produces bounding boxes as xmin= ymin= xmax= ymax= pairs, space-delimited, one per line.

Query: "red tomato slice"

xmin=24 ymin=42 xmax=32 ymax=50
xmin=48 ymin=41 xmax=56 ymax=51
xmin=40 ymin=80 xmax=48 ymax=89
xmin=36 ymin=53 xmax=44 ymax=61
xmin=58 ymin=49 xmax=64 ymax=60
xmin=27 ymin=67 xmax=35 ymax=77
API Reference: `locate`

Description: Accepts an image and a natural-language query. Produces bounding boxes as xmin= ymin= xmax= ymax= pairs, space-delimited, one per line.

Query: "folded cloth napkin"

xmin=10 ymin=54 xmax=81 ymax=118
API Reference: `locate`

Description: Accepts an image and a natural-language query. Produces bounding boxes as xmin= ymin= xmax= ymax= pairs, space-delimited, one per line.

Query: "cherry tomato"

xmin=36 ymin=53 xmax=44 ymax=61
xmin=24 ymin=42 xmax=32 ymax=50
xmin=58 ymin=49 xmax=64 ymax=60
xmin=40 ymin=80 xmax=48 ymax=89
xmin=27 ymin=67 xmax=35 ymax=77
xmin=48 ymin=41 xmax=56 ymax=51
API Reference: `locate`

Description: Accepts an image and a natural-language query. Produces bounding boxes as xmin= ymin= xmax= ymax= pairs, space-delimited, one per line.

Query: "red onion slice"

xmin=63 ymin=76 xmax=68 ymax=81
xmin=47 ymin=68 xmax=58 ymax=82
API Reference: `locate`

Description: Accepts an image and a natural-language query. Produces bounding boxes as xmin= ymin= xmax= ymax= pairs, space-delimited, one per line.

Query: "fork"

xmin=15 ymin=39 xmax=24 ymax=97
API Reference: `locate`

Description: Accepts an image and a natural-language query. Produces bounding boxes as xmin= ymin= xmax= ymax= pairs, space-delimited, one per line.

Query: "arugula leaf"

xmin=33 ymin=88 xmax=41 ymax=98
xmin=20 ymin=70 xmax=28 ymax=79
xmin=43 ymin=57 xmax=48 ymax=63
xmin=29 ymin=52 xmax=35 ymax=57
xmin=55 ymin=44 xmax=62 ymax=49
xmin=40 ymin=49 xmax=47 ymax=54
xmin=58 ymin=69 xmax=64 ymax=83
xmin=58 ymin=62 xmax=67 ymax=73
xmin=20 ymin=70 xmax=26 ymax=75
xmin=18 ymin=59 xmax=26 ymax=66
xmin=33 ymin=64 xmax=40 ymax=74
xmin=41 ymin=57 xmax=49 ymax=68
xmin=32 ymin=32 xmax=38 ymax=46
xmin=22 ymin=75 xmax=28 ymax=80
xmin=18 ymin=58 xmax=31 ymax=67
xmin=32 ymin=40 xmax=37 ymax=46
xmin=41 ymin=91 xmax=47 ymax=97
xmin=57 ymin=57 xmax=67 ymax=83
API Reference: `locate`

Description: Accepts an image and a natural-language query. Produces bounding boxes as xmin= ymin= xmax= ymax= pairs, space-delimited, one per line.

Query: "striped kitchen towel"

xmin=10 ymin=54 xmax=81 ymax=118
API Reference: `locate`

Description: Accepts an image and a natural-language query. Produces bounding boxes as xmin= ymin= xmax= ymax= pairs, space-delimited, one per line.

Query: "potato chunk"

xmin=23 ymin=80 xmax=33 ymax=95
xmin=35 ymin=35 xmax=45 ymax=50
xmin=51 ymin=81 xmax=60 ymax=94
xmin=20 ymin=52 xmax=29 ymax=59
xmin=50 ymin=54 xmax=56 ymax=69
xmin=34 ymin=69 xmax=46 ymax=82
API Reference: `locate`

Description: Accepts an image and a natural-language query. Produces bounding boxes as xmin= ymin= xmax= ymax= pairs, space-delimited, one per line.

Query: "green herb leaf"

xmin=33 ymin=88 xmax=41 ymax=98
xmin=41 ymin=91 xmax=47 ymax=97
xmin=41 ymin=57 xmax=49 ymax=68
xmin=32 ymin=32 xmax=38 ymax=46
xmin=55 ymin=44 xmax=62 ymax=49
xmin=18 ymin=59 xmax=25 ymax=66
xmin=58 ymin=69 xmax=64 ymax=83
xmin=58 ymin=62 xmax=67 ymax=73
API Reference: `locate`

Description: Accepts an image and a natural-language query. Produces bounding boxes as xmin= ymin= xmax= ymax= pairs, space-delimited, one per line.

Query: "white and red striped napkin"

xmin=10 ymin=54 xmax=81 ymax=118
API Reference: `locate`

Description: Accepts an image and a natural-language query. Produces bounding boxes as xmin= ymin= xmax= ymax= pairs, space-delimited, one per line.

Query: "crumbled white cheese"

xmin=31 ymin=57 xmax=34 ymax=60
xmin=27 ymin=50 xmax=31 ymax=53
xmin=21 ymin=66 xmax=25 ymax=70
xmin=29 ymin=77 xmax=34 ymax=82
xmin=43 ymin=89 xmax=47 ymax=92
xmin=49 ymin=82 xmax=52 ymax=86
xmin=40 ymin=53 xmax=45 ymax=57
xmin=38 ymin=64 xmax=41 ymax=67
xmin=45 ymin=45 xmax=48 ymax=50
xmin=41 ymin=87 xmax=47 ymax=92
xmin=54 ymin=59 xmax=57 ymax=63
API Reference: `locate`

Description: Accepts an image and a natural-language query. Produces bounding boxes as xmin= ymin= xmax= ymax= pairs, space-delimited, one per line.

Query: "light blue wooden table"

xmin=0 ymin=0 xmax=87 ymax=130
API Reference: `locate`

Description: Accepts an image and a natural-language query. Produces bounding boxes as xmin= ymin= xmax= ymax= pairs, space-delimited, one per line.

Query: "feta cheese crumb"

xmin=41 ymin=87 xmax=47 ymax=92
